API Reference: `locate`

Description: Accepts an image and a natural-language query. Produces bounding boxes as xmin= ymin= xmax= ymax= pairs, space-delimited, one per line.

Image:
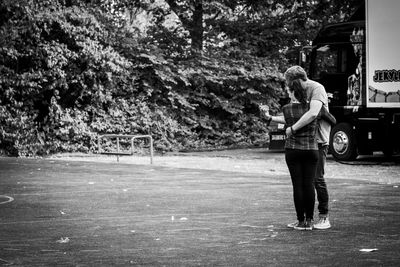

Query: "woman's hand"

xmin=259 ymin=105 xmax=271 ymax=119
xmin=263 ymin=113 xmax=272 ymax=121
xmin=259 ymin=105 xmax=273 ymax=126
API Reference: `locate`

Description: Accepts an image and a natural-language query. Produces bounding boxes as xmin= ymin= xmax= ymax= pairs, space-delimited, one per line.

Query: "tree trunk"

xmin=190 ymin=0 xmax=203 ymax=55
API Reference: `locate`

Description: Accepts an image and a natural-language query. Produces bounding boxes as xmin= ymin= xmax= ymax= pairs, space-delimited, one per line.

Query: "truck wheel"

xmin=330 ymin=123 xmax=358 ymax=161
xmin=382 ymin=124 xmax=394 ymax=158
xmin=382 ymin=145 xmax=393 ymax=158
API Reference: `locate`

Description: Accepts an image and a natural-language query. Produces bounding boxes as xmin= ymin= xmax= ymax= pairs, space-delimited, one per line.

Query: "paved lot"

xmin=54 ymin=148 xmax=400 ymax=184
xmin=0 ymin=151 xmax=400 ymax=266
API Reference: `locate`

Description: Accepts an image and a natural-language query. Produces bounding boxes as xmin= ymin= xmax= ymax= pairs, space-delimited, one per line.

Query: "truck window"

xmin=311 ymin=44 xmax=358 ymax=106
xmin=313 ymin=45 xmax=354 ymax=78
xmin=314 ymin=45 xmax=339 ymax=78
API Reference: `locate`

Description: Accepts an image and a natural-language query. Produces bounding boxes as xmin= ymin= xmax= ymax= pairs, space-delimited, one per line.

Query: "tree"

xmin=0 ymin=0 xmax=363 ymax=156
xmin=164 ymin=0 xmax=204 ymax=55
xmin=136 ymin=0 xmax=362 ymax=61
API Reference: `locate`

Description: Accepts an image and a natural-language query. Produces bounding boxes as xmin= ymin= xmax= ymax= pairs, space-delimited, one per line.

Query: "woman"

xmin=261 ymin=79 xmax=319 ymax=230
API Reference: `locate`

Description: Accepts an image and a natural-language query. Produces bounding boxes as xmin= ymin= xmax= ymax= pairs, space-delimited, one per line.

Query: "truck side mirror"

xmin=299 ymin=46 xmax=312 ymax=68
xmin=300 ymin=51 xmax=307 ymax=64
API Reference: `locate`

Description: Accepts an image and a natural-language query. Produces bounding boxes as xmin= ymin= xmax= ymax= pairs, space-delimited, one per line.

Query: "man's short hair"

xmin=284 ymin=66 xmax=307 ymax=85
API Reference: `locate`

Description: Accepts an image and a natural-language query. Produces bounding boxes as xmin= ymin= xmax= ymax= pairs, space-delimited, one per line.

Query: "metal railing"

xmin=98 ymin=134 xmax=153 ymax=164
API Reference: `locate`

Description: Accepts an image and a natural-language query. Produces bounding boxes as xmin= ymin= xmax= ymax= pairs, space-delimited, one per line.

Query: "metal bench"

xmin=98 ymin=134 xmax=154 ymax=164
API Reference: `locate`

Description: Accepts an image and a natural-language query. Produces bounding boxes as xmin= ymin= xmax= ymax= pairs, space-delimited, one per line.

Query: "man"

xmin=284 ymin=65 xmax=332 ymax=230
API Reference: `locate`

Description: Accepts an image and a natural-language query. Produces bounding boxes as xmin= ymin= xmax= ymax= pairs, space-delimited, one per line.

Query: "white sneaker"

xmin=313 ymin=217 xmax=331 ymax=230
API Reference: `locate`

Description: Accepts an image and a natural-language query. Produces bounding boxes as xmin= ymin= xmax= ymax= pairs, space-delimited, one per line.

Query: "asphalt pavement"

xmin=0 ymin=152 xmax=399 ymax=266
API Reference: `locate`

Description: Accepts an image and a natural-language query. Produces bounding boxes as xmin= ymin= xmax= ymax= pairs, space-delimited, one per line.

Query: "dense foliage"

xmin=0 ymin=0 xmax=362 ymax=156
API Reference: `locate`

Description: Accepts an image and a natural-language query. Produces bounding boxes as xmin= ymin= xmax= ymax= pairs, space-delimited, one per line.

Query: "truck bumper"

xmin=269 ymin=131 xmax=286 ymax=150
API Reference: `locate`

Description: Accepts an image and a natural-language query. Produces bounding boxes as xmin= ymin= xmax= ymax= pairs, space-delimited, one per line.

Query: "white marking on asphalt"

xmin=56 ymin=237 xmax=70 ymax=243
xmin=360 ymin=248 xmax=378 ymax=252
xmin=0 ymin=195 xmax=14 ymax=204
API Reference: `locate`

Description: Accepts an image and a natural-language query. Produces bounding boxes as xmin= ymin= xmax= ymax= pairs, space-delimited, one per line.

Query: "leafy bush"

xmin=0 ymin=1 xmax=285 ymax=156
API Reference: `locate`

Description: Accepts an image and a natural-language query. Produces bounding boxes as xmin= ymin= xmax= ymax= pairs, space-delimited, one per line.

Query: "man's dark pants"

xmin=316 ymin=144 xmax=329 ymax=217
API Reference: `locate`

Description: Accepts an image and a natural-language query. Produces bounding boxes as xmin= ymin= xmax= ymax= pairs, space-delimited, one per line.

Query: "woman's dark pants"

xmin=285 ymin=149 xmax=319 ymax=222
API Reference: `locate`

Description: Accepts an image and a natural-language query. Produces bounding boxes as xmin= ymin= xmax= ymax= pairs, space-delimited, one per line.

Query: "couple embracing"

xmin=262 ymin=66 xmax=334 ymax=231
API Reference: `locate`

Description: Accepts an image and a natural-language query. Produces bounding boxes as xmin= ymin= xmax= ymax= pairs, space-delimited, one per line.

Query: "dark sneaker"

xmin=304 ymin=219 xmax=313 ymax=231
xmin=287 ymin=221 xmax=300 ymax=228
xmin=294 ymin=221 xmax=307 ymax=231
xmin=294 ymin=220 xmax=313 ymax=231
xmin=313 ymin=217 xmax=331 ymax=230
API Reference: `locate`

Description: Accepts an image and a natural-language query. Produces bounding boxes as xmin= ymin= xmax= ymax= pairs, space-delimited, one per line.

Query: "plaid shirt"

xmin=283 ymin=103 xmax=318 ymax=150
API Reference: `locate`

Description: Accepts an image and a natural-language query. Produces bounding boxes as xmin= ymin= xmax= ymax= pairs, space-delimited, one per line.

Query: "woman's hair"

xmin=289 ymin=79 xmax=308 ymax=105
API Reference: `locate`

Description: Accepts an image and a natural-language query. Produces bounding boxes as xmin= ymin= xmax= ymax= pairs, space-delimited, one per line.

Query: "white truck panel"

xmin=366 ymin=0 xmax=400 ymax=107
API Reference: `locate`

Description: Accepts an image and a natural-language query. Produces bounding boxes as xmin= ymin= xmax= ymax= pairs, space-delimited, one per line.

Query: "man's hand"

xmin=285 ymin=127 xmax=293 ymax=137
xmin=290 ymin=99 xmax=322 ymax=134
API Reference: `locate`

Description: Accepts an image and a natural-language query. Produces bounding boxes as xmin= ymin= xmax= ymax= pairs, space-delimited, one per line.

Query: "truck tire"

xmin=382 ymin=123 xmax=394 ymax=158
xmin=329 ymin=122 xmax=358 ymax=161
xmin=382 ymin=145 xmax=393 ymax=158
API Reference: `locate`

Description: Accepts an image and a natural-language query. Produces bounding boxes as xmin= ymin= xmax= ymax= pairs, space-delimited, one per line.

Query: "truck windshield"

xmin=313 ymin=45 xmax=348 ymax=79
xmin=310 ymin=43 xmax=359 ymax=106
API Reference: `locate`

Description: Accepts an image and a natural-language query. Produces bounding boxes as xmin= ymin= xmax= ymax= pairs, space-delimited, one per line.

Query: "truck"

xmin=295 ymin=0 xmax=400 ymax=161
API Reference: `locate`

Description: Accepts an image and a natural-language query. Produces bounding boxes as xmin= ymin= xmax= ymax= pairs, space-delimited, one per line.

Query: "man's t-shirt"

xmin=304 ymin=79 xmax=331 ymax=145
